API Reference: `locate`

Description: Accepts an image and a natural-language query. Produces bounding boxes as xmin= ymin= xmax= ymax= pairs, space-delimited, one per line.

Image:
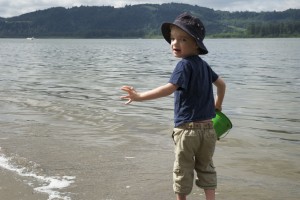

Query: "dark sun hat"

xmin=161 ymin=12 xmax=208 ymax=55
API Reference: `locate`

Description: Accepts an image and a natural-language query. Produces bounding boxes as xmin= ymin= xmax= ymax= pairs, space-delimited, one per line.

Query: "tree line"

xmin=0 ymin=3 xmax=299 ymax=38
xmin=247 ymin=22 xmax=300 ymax=37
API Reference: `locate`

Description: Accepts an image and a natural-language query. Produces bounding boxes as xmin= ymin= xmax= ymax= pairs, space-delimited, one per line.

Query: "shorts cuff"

xmin=195 ymin=180 xmax=217 ymax=190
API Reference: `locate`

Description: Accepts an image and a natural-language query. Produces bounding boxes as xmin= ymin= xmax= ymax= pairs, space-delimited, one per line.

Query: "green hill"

xmin=0 ymin=3 xmax=299 ymax=38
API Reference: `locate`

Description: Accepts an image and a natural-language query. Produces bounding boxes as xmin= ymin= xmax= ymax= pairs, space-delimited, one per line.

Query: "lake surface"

xmin=0 ymin=38 xmax=299 ymax=200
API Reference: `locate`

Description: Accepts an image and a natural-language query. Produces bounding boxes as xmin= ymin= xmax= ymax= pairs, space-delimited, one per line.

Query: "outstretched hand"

xmin=120 ymin=86 xmax=141 ymax=104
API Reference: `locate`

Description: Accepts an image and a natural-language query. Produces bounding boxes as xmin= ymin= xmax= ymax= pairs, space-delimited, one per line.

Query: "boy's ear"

xmin=193 ymin=39 xmax=199 ymax=48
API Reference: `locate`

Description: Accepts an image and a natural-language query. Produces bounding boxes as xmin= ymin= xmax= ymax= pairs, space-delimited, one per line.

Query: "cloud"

xmin=0 ymin=0 xmax=299 ymax=18
xmin=216 ymin=0 xmax=299 ymax=12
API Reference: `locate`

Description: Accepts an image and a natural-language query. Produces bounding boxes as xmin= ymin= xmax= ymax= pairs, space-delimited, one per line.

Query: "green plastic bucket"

xmin=212 ymin=111 xmax=233 ymax=139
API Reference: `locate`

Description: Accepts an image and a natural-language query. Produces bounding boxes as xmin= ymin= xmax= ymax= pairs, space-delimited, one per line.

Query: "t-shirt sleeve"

xmin=209 ymin=63 xmax=219 ymax=82
xmin=169 ymin=61 xmax=191 ymax=90
xmin=211 ymin=68 xmax=219 ymax=82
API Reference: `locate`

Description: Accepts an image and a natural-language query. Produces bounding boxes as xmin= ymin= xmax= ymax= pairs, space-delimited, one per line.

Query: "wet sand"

xmin=0 ymin=127 xmax=299 ymax=200
xmin=0 ymin=170 xmax=48 ymax=200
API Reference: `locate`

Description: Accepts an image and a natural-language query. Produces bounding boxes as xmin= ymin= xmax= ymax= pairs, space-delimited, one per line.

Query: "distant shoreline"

xmin=1 ymin=4 xmax=299 ymax=39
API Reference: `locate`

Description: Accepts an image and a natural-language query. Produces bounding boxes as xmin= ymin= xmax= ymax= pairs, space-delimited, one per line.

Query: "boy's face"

xmin=170 ymin=25 xmax=199 ymax=58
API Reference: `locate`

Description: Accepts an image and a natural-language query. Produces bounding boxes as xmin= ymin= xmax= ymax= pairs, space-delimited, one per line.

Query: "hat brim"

xmin=161 ymin=22 xmax=208 ymax=55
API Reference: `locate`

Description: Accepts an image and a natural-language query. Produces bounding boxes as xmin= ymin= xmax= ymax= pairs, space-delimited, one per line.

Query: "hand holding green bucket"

xmin=212 ymin=111 xmax=233 ymax=139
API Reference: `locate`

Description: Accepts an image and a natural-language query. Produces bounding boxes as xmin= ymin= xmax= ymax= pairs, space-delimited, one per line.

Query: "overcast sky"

xmin=0 ymin=0 xmax=299 ymax=18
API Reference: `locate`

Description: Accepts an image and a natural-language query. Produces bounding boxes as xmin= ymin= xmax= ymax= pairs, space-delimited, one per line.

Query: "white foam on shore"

xmin=0 ymin=151 xmax=75 ymax=200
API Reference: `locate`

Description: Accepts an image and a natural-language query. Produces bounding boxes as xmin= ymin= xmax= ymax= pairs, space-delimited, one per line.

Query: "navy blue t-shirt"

xmin=169 ymin=55 xmax=219 ymax=127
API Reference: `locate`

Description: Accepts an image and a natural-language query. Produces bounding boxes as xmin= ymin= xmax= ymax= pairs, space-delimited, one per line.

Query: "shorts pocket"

xmin=173 ymin=166 xmax=184 ymax=182
xmin=209 ymin=162 xmax=215 ymax=170
xmin=172 ymin=128 xmax=183 ymax=145
xmin=173 ymin=167 xmax=183 ymax=175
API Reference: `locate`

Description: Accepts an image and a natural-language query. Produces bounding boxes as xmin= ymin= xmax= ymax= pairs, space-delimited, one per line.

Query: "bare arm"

xmin=121 ymin=83 xmax=178 ymax=104
xmin=213 ymin=77 xmax=226 ymax=111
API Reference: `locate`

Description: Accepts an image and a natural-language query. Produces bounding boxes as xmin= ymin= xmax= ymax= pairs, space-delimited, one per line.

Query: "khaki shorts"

xmin=172 ymin=122 xmax=217 ymax=195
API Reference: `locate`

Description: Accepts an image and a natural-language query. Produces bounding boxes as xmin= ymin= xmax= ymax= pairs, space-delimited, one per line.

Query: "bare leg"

xmin=204 ymin=189 xmax=215 ymax=200
xmin=176 ymin=194 xmax=186 ymax=200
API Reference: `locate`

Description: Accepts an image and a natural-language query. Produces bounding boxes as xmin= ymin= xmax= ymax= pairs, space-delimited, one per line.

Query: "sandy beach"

xmin=0 ymin=169 xmax=48 ymax=200
xmin=1 ymin=127 xmax=299 ymax=200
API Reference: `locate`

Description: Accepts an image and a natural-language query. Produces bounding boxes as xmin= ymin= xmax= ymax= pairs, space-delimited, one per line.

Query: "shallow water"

xmin=0 ymin=38 xmax=299 ymax=199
